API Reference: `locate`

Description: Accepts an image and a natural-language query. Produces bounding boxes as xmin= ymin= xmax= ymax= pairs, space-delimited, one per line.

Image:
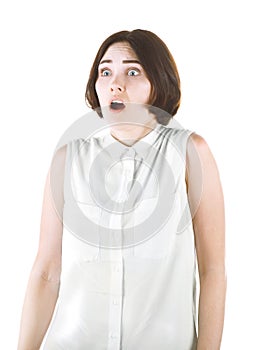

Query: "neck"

xmin=110 ymin=118 xmax=158 ymax=146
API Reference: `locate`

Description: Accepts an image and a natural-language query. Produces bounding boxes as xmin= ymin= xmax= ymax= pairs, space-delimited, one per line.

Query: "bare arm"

xmin=17 ymin=145 xmax=66 ymax=350
xmin=186 ymin=134 xmax=227 ymax=350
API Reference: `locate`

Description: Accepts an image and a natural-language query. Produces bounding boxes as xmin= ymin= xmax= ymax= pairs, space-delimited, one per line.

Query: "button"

xmin=113 ymin=263 xmax=121 ymax=272
xmin=127 ymin=147 xmax=136 ymax=158
xmin=110 ymin=332 xmax=118 ymax=339
xmin=121 ymin=147 xmax=136 ymax=158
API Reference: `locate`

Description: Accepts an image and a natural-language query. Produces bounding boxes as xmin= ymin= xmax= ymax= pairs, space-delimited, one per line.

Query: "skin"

xmin=186 ymin=135 xmax=227 ymax=349
xmin=17 ymin=42 xmax=226 ymax=349
xmin=17 ymin=146 xmax=65 ymax=350
xmin=95 ymin=42 xmax=157 ymax=146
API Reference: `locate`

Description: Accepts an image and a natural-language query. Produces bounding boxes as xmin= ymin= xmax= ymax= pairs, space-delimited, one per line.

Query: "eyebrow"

xmin=99 ymin=59 xmax=141 ymax=65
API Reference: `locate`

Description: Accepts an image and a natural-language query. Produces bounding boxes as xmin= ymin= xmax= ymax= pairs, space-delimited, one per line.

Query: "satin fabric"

xmin=43 ymin=123 xmax=198 ymax=350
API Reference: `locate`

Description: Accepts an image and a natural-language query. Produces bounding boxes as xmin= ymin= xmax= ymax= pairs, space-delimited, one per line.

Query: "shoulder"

xmin=187 ymin=132 xmax=215 ymax=163
xmin=186 ymin=132 xmax=221 ymax=190
xmin=54 ymin=143 xmax=68 ymax=157
xmin=58 ymin=138 xmax=89 ymax=156
xmin=188 ymin=132 xmax=208 ymax=148
xmin=158 ymin=124 xmax=194 ymax=145
xmin=51 ymin=144 xmax=68 ymax=167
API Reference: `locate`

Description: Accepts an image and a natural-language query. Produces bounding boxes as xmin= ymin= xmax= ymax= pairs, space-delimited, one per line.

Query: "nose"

xmin=110 ymin=76 xmax=125 ymax=93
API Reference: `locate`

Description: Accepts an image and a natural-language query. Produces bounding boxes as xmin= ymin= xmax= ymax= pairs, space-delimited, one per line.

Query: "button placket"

xmin=120 ymin=148 xmax=137 ymax=253
xmin=107 ymin=147 xmax=137 ymax=350
xmin=113 ymin=298 xmax=119 ymax=305
xmin=107 ymin=260 xmax=123 ymax=350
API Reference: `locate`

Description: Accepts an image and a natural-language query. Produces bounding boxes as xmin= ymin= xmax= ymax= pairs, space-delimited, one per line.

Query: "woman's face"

xmin=95 ymin=42 xmax=151 ymax=115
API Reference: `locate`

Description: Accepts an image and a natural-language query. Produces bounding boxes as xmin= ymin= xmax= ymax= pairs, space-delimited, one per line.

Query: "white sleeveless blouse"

xmin=43 ymin=122 xmax=198 ymax=350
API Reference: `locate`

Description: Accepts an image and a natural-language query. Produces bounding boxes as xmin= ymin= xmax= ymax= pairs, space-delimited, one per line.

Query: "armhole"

xmin=63 ymin=142 xmax=70 ymax=204
xmin=49 ymin=143 xmax=68 ymax=222
xmin=184 ymin=130 xmax=196 ymax=193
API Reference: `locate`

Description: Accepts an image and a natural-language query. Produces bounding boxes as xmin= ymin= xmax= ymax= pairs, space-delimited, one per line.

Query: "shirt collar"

xmin=99 ymin=122 xmax=163 ymax=159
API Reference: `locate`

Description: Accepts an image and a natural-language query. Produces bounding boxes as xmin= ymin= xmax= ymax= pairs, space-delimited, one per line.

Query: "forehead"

xmin=101 ymin=42 xmax=138 ymax=60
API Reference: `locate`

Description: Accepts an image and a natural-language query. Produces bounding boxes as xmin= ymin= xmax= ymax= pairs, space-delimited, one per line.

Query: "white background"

xmin=0 ymin=0 xmax=252 ymax=348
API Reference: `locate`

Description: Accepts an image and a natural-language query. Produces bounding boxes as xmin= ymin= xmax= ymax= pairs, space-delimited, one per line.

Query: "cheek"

xmin=145 ymin=81 xmax=151 ymax=95
xmin=95 ymin=81 xmax=104 ymax=102
xmin=95 ymin=81 xmax=100 ymax=96
xmin=139 ymin=80 xmax=151 ymax=102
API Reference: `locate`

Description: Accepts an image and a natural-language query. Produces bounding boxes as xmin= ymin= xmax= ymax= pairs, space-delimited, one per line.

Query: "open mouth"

xmin=110 ymin=100 xmax=126 ymax=111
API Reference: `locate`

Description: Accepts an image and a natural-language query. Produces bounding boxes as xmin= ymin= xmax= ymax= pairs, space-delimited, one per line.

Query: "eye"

xmin=100 ymin=69 xmax=111 ymax=77
xmin=128 ymin=69 xmax=140 ymax=76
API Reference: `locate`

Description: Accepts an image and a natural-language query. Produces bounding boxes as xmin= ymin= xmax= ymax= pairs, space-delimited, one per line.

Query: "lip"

xmin=110 ymin=97 xmax=125 ymax=104
xmin=109 ymin=98 xmax=126 ymax=112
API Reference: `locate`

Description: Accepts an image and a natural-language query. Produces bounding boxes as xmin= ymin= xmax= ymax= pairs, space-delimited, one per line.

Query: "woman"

xmin=17 ymin=29 xmax=226 ymax=350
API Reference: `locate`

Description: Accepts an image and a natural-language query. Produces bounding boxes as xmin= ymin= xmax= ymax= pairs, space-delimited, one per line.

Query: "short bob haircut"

xmin=85 ymin=29 xmax=181 ymax=125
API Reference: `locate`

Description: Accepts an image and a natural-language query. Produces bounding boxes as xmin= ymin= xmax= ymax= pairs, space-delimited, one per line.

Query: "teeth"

xmin=111 ymin=100 xmax=123 ymax=104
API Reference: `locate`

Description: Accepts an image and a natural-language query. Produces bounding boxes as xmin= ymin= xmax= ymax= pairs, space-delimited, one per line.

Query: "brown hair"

xmin=85 ymin=29 xmax=181 ymax=125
